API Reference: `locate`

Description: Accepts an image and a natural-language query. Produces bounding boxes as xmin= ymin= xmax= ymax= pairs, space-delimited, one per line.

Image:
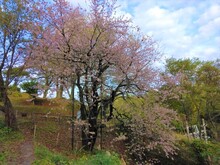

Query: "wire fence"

xmin=15 ymin=111 xmax=107 ymax=151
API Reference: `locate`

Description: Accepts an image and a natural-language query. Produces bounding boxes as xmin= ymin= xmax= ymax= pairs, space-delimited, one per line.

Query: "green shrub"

xmin=191 ymin=140 xmax=220 ymax=165
xmin=0 ymin=123 xmax=23 ymax=142
xmin=0 ymin=127 xmax=12 ymax=141
xmin=73 ymin=151 xmax=121 ymax=165
xmin=172 ymin=120 xmax=185 ymax=133
xmin=191 ymin=140 xmax=209 ymax=164
xmin=34 ymin=145 xmax=121 ymax=165
xmin=0 ymin=121 xmax=13 ymax=142
xmin=167 ymin=139 xmax=220 ymax=165
xmin=20 ymin=81 xmax=38 ymax=94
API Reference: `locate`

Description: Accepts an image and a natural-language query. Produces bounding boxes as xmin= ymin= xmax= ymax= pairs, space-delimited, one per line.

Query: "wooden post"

xmin=71 ymin=82 xmax=75 ymax=150
xmin=56 ymin=132 xmax=60 ymax=146
xmin=186 ymin=121 xmax=190 ymax=139
xmin=58 ymin=114 xmax=61 ymax=124
xmin=202 ymin=118 xmax=212 ymax=164
xmin=100 ymin=81 xmax=103 ymax=150
xmin=34 ymin=124 xmax=37 ymax=140
xmin=202 ymin=118 xmax=208 ymax=143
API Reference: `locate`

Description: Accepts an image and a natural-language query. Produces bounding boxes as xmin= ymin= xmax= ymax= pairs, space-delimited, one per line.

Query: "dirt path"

xmin=7 ymin=129 xmax=35 ymax=165
xmin=17 ymin=139 xmax=35 ymax=165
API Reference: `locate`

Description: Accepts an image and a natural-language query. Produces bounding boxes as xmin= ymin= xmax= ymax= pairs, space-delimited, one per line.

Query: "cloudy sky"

xmin=70 ymin=0 xmax=220 ymax=62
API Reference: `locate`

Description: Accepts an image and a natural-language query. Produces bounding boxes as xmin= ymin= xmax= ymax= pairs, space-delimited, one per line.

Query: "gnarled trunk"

xmin=87 ymin=117 xmax=98 ymax=151
xmin=81 ymin=111 xmax=98 ymax=151
xmin=0 ymin=74 xmax=17 ymax=129
xmin=4 ymin=95 xmax=17 ymax=129
xmin=85 ymin=82 xmax=99 ymax=151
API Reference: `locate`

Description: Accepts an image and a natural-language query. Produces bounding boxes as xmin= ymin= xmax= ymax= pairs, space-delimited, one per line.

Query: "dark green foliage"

xmin=191 ymin=140 xmax=209 ymax=165
xmin=191 ymin=140 xmax=220 ymax=165
xmin=20 ymin=81 xmax=38 ymax=94
xmin=175 ymin=139 xmax=220 ymax=165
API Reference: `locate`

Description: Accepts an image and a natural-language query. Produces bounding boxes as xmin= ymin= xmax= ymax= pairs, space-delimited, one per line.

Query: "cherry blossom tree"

xmin=29 ymin=0 xmax=160 ymax=151
xmin=114 ymin=96 xmax=178 ymax=164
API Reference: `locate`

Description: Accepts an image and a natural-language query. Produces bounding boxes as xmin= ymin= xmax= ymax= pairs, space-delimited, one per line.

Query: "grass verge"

xmin=33 ymin=144 xmax=121 ymax=165
xmin=0 ymin=117 xmax=24 ymax=164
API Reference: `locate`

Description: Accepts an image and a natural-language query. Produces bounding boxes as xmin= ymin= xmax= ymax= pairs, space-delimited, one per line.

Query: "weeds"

xmin=33 ymin=144 xmax=121 ymax=165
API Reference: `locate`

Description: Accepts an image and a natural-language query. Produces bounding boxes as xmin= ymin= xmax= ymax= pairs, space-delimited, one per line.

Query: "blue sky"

xmin=70 ymin=0 xmax=220 ymax=62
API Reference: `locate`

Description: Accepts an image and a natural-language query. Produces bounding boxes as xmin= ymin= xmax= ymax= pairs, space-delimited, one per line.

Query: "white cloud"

xmin=215 ymin=37 xmax=220 ymax=44
xmin=117 ymin=0 xmax=220 ymax=61
xmin=189 ymin=46 xmax=219 ymax=61
xmin=198 ymin=17 xmax=220 ymax=37
xmin=197 ymin=5 xmax=220 ymax=25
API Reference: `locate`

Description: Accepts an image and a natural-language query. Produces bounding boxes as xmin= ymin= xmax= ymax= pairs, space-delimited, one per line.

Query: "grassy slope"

xmin=0 ymin=92 xmax=122 ymax=165
xmin=0 ymin=116 xmax=122 ymax=165
xmin=8 ymin=91 xmax=79 ymax=116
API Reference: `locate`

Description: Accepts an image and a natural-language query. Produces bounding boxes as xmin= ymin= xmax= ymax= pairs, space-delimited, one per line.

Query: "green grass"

xmin=0 ymin=151 xmax=7 ymax=164
xmin=73 ymin=151 xmax=121 ymax=165
xmin=33 ymin=145 xmax=121 ymax=165
xmin=0 ymin=118 xmax=24 ymax=164
xmin=7 ymin=92 xmax=80 ymax=116
xmin=0 ymin=119 xmax=23 ymax=142
xmin=37 ymin=121 xmax=59 ymax=133
xmin=33 ymin=145 xmax=69 ymax=165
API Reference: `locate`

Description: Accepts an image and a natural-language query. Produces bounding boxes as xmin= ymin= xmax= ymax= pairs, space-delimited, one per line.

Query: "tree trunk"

xmin=71 ymin=81 xmax=75 ymax=150
xmin=76 ymin=75 xmax=89 ymax=149
xmin=43 ymin=77 xmax=49 ymax=98
xmin=88 ymin=117 xmax=98 ymax=151
xmin=81 ymin=111 xmax=98 ymax=151
xmin=86 ymin=82 xmax=99 ymax=151
xmin=43 ymin=88 xmax=49 ymax=98
xmin=56 ymin=83 xmax=63 ymax=99
xmin=4 ymin=96 xmax=17 ymax=129
xmin=0 ymin=74 xmax=17 ymax=129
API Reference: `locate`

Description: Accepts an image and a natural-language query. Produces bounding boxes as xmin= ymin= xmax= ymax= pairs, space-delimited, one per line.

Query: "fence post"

xmin=186 ymin=121 xmax=190 ymax=139
xmin=56 ymin=132 xmax=60 ymax=146
xmin=34 ymin=124 xmax=37 ymax=140
xmin=100 ymin=80 xmax=104 ymax=150
xmin=202 ymin=118 xmax=208 ymax=143
xmin=71 ymin=83 xmax=75 ymax=150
